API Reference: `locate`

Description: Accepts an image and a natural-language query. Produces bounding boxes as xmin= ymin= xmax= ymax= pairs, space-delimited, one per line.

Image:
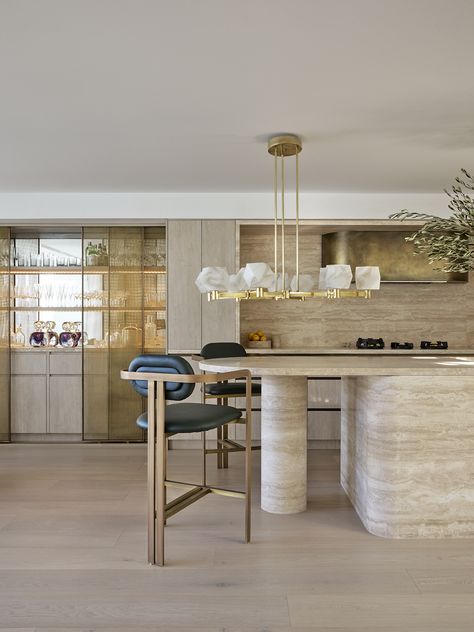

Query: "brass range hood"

xmin=322 ymin=231 xmax=468 ymax=283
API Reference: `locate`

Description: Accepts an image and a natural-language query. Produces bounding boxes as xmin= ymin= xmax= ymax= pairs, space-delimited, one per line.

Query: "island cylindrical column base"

xmin=261 ymin=375 xmax=308 ymax=513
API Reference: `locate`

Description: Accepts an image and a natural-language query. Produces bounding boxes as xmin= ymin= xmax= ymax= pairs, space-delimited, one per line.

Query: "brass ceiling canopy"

xmin=267 ymin=134 xmax=302 ymax=157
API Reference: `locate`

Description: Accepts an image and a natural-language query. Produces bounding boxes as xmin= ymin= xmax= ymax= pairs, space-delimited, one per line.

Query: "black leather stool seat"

xmin=137 ymin=402 xmax=242 ymax=434
xmin=205 ymin=382 xmax=261 ymax=396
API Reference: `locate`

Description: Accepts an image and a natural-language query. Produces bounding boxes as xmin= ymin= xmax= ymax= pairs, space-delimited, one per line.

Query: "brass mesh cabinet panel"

xmin=143 ymin=226 xmax=166 ymax=353
xmin=0 ymin=228 xmax=10 ymax=441
xmin=82 ymin=225 xmax=110 ymax=440
xmin=82 ymin=225 xmax=166 ymax=441
xmin=109 ymin=226 xmax=144 ymax=440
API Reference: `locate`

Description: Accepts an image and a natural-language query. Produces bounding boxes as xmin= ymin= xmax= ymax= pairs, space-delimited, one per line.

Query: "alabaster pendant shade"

xmin=318 ymin=267 xmax=327 ymax=290
xmin=355 ymin=266 xmax=381 ymax=290
xmin=268 ymin=272 xmax=290 ymax=292
xmin=243 ymin=262 xmax=274 ymax=289
xmin=195 ymin=266 xmax=229 ymax=293
xmin=325 ymin=264 xmax=353 ymax=289
xmin=290 ymin=274 xmax=315 ymax=292
xmin=227 ymin=267 xmax=248 ymax=292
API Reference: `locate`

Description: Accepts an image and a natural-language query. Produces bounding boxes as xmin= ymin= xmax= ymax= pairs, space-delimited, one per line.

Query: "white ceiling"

xmin=1 ymin=0 xmax=473 ymax=193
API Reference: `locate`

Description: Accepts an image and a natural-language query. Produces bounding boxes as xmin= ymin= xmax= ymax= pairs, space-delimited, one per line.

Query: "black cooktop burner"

xmin=420 ymin=340 xmax=448 ymax=350
xmin=356 ymin=339 xmax=449 ymax=350
xmin=356 ymin=337 xmax=385 ymax=349
xmin=391 ymin=342 xmax=414 ymax=350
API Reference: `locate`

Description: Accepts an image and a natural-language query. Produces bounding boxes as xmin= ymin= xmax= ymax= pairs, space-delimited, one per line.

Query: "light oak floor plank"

xmin=0 ymin=445 xmax=474 ymax=629
xmin=407 ymin=567 xmax=474 ymax=593
xmin=288 ymin=594 xmax=474 ymax=629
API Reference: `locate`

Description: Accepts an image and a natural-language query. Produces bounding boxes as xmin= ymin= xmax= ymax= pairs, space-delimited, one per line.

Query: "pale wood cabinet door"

xmin=49 ymin=375 xmax=82 ymax=434
xmin=201 ymin=220 xmax=237 ymax=346
xmin=11 ymin=375 xmax=47 ymax=434
xmin=167 ymin=220 xmax=237 ymax=353
xmin=167 ymin=221 xmax=202 ymax=352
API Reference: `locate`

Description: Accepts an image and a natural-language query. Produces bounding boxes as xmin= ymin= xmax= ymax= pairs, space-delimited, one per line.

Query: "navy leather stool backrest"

xmin=128 ymin=354 xmax=195 ymax=401
xmin=200 ymin=342 xmax=247 ymax=360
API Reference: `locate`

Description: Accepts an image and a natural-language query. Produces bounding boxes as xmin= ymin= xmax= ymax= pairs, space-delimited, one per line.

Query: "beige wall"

xmin=239 ymin=225 xmax=474 ymax=349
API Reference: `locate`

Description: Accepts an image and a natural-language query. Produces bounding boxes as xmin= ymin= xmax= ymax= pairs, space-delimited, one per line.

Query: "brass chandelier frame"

xmin=207 ymin=134 xmax=372 ymax=302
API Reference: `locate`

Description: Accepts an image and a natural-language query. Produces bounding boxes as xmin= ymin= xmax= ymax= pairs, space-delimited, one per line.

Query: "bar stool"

xmin=121 ymin=354 xmax=252 ymax=566
xmin=200 ymin=342 xmax=261 ymax=469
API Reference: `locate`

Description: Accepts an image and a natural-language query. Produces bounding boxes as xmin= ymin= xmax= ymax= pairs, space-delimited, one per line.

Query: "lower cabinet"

xmin=11 ymin=350 xmax=82 ymax=439
xmin=49 ymin=375 xmax=82 ymax=434
xmin=11 ymin=375 xmax=47 ymax=434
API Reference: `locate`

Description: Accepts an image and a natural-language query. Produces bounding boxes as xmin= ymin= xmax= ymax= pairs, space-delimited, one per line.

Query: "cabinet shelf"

xmin=5 ymin=267 xmax=82 ymax=275
xmin=12 ymin=306 xmax=166 ymax=312
xmin=12 ymin=307 xmax=82 ymax=312
xmin=4 ymin=266 xmax=166 ymax=275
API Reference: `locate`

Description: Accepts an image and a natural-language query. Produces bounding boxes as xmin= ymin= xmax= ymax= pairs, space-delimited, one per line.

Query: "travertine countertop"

xmin=199 ymin=354 xmax=474 ymax=376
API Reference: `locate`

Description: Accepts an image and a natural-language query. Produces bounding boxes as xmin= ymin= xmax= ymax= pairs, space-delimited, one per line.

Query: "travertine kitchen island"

xmin=199 ymin=354 xmax=474 ymax=538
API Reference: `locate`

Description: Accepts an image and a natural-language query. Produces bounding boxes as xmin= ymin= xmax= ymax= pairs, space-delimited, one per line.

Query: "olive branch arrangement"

xmin=390 ymin=169 xmax=474 ymax=273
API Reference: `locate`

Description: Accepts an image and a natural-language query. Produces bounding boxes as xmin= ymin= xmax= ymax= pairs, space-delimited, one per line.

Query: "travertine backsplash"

xmin=239 ymin=226 xmax=474 ymax=349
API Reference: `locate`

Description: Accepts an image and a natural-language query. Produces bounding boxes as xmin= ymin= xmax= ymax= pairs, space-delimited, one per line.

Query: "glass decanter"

xmin=72 ymin=321 xmax=87 ymax=346
xmin=45 ymin=321 xmax=58 ymax=347
xmin=14 ymin=324 xmax=26 ymax=347
xmin=59 ymin=321 xmax=77 ymax=347
xmin=29 ymin=321 xmax=47 ymax=347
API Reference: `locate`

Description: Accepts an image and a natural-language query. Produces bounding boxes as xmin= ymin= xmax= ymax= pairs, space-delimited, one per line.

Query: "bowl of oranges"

xmin=247 ymin=330 xmax=272 ymax=348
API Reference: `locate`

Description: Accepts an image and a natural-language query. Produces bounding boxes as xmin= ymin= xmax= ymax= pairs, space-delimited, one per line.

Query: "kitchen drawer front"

xmin=50 ymin=352 xmax=82 ymax=375
xmin=11 ymin=352 xmax=47 ymax=375
xmin=308 ymin=410 xmax=341 ymax=440
xmin=308 ymin=377 xmax=341 ymax=409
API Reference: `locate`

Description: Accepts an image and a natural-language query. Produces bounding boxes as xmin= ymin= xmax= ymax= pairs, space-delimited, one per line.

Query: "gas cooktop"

xmin=356 ymin=338 xmax=448 ymax=350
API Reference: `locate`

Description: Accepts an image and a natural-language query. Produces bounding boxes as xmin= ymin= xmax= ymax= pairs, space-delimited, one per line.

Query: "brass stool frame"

xmin=121 ymin=369 xmax=252 ymax=566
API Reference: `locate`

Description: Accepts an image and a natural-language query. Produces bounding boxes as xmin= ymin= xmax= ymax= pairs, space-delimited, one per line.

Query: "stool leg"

xmin=156 ymin=433 xmax=166 ymax=566
xmin=202 ymin=430 xmax=207 ymax=486
xmin=223 ymin=397 xmax=229 ymax=469
xmin=222 ymin=424 xmax=229 ymax=469
xmin=155 ymin=383 xmax=166 ymax=566
xmin=245 ymin=393 xmax=252 ymax=543
xmin=163 ymin=436 xmax=167 ymax=527
xmin=217 ymin=424 xmax=223 ymax=469
xmin=147 ymin=381 xmax=156 ymax=565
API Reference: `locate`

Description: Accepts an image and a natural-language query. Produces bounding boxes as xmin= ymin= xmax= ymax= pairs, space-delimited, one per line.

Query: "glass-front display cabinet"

xmin=2 ymin=224 xmax=166 ymax=443
xmin=82 ymin=226 xmax=166 ymax=440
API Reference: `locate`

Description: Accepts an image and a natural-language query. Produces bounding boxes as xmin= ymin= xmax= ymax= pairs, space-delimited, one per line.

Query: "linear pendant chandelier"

xmin=195 ymin=134 xmax=380 ymax=301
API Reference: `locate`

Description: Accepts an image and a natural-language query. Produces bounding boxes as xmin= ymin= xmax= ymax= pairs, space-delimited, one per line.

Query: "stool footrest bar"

xmin=165 ymin=479 xmax=246 ymax=499
xmin=165 ymin=486 xmax=211 ymax=519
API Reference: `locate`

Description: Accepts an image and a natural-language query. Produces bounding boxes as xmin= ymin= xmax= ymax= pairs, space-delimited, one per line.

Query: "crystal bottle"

xmin=14 ymin=324 xmax=26 ymax=347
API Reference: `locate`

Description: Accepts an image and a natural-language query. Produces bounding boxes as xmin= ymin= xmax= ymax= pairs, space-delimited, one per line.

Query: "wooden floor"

xmin=1 ymin=445 xmax=474 ymax=631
